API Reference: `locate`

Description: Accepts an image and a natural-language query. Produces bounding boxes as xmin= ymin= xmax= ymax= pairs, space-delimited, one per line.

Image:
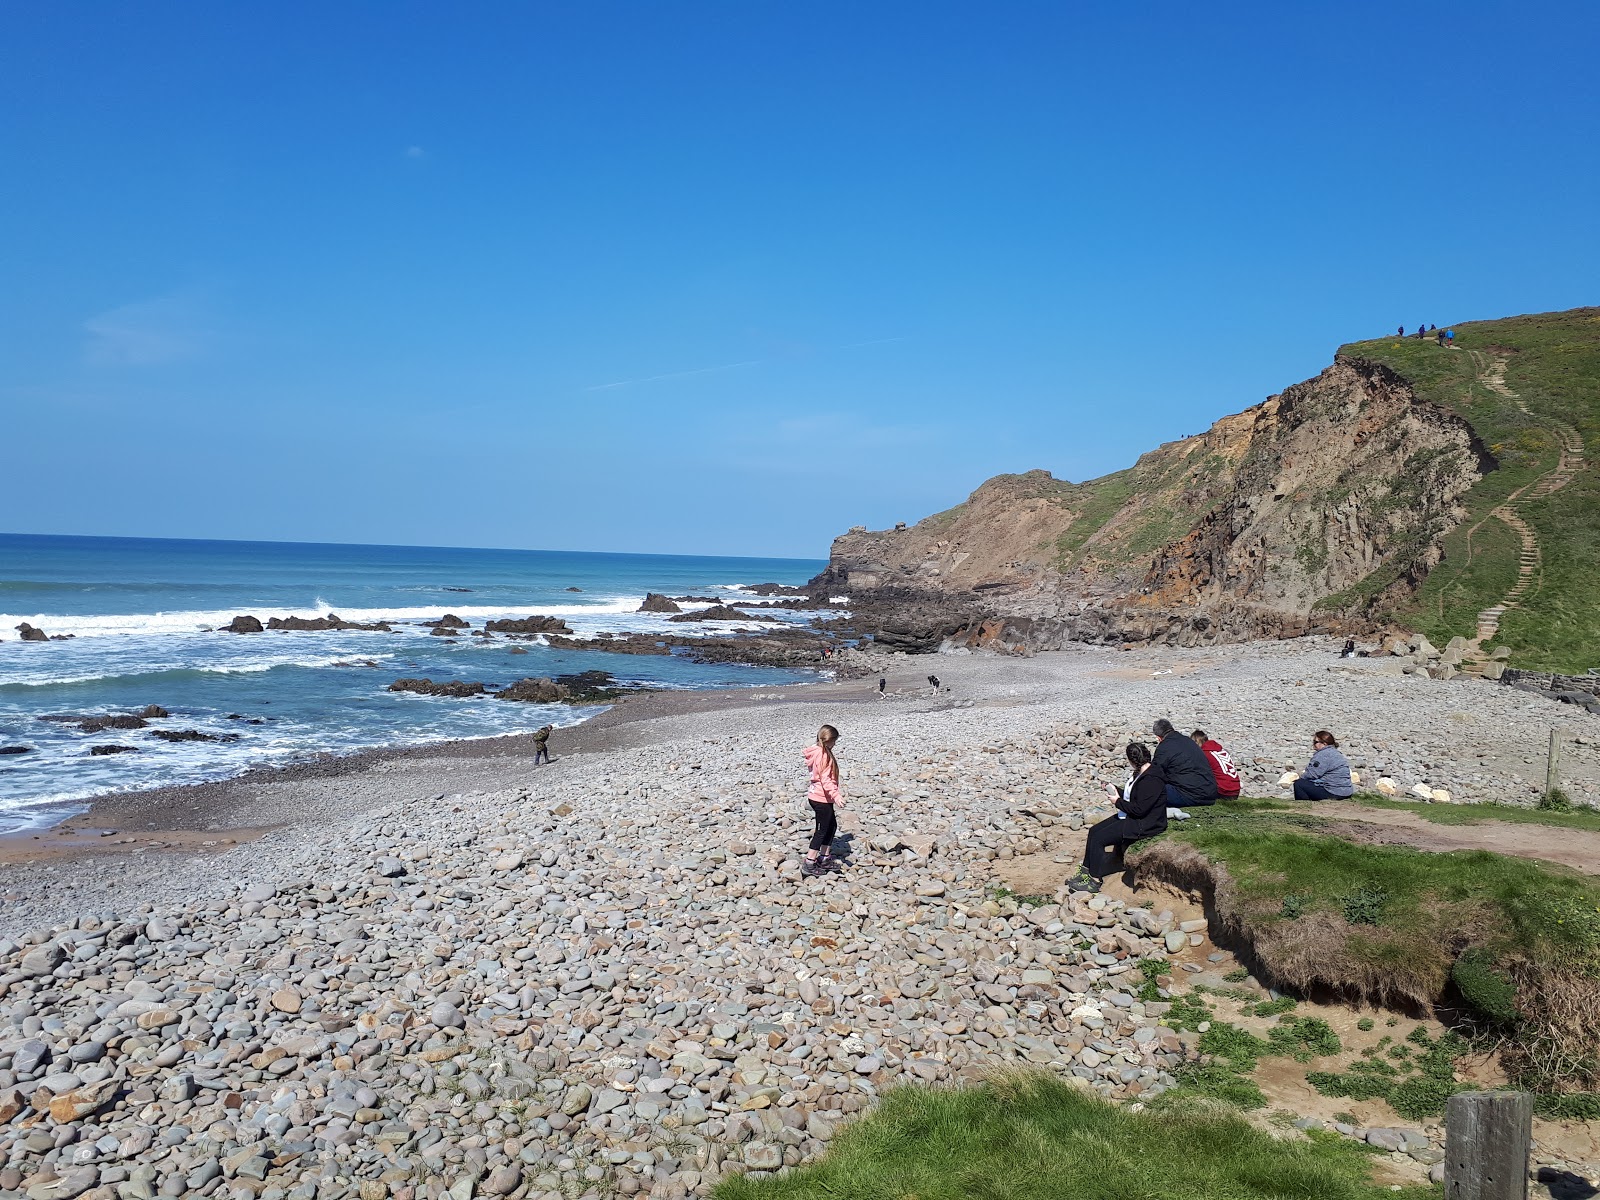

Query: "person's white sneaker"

xmin=1166 ymin=807 xmax=1190 ymax=821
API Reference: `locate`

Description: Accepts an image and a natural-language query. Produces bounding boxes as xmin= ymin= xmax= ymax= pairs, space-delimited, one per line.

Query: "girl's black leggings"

xmin=809 ymin=801 xmax=837 ymax=851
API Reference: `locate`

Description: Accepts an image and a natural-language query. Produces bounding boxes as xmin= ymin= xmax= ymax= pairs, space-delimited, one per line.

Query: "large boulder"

xmin=266 ymin=613 xmax=392 ymax=632
xmin=429 ymin=614 xmax=469 ymax=629
xmin=388 ymin=678 xmax=488 ymax=698
xmin=483 ymin=616 xmax=574 ymax=634
xmin=15 ymin=623 xmax=48 ymax=642
xmin=636 ymin=593 xmax=682 ymax=614
xmin=221 ymin=615 xmax=264 ymax=633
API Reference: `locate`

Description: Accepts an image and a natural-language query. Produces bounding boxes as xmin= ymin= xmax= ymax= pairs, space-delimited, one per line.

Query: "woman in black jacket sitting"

xmin=1067 ymin=742 xmax=1168 ymax=893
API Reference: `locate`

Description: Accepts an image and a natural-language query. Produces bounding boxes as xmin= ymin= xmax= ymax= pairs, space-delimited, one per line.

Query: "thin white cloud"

xmin=83 ymin=293 xmax=209 ymax=366
xmin=583 ymin=359 xmax=762 ymax=392
xmin=404 ymin=145 xmax=425 ymax=158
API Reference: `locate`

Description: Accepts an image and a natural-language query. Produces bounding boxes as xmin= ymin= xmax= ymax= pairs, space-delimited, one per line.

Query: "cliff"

xmin=816 ymin=308 xmax=1600 ymax=667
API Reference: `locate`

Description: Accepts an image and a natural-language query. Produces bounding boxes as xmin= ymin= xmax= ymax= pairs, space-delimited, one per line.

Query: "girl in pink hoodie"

xmin=802 ymin=725 xmax=842 ymax=876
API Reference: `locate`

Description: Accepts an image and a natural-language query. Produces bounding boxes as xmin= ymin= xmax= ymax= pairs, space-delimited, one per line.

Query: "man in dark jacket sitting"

xmin=1152 ymin=717 xmax=1220 ymax=815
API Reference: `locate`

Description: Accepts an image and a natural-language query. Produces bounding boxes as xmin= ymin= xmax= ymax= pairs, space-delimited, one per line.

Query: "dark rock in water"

xmin=150 ymin=729 xmax=237 ymax=743
xmin=637 ymin=593 xmax=682 ymax=614
xmin=442 ymin=587 xmax=472 ymax=593
xmin=221 ymin=615 xmax=264 ymax=634
xmin=79 ymin=715 xmax=148 ymax=733
xmin=668 ymin=604 xmax=780 ymax=623
xmin=267 ymin=613 xmax=393 ymax=632
xmin=508 ymin=646 xmax=529 ymax=654
xmin=746 ymin=582 xmax=809 ymax=596
xmin=90 ymin=744 xmax=139 ymax=755
xmin=565 ymin=586 xmax=583 ymax=592
xmin=430 ymin=626 xmax=459 ymax=637
xmin=0 ymin=745 xmax=34 ymax=755
xmin=15 ymin=623 xmax=49 ymax=642
xmin=483 ymin=616 xmax=573 ymax=634
xmin=388 ymin=678 xmax=488 ymax=698
xmin=495 ymin=671 xmax=634 ymax=704
xmin=137 ymin=705 xmax=170 ymax=718
xmin=429 ymin=614 xmax=469 ymax=629
xmin=671 ymin=595 xmax=721 ymax=604
xmin=49 ymin=634 xmax=75 ymax=640
xmin=494 ymin=677 xmax=570 ymax=704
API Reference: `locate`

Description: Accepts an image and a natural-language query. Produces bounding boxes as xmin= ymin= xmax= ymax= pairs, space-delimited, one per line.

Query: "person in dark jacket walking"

xmin=1293 ymin=730 xmax=1355 ymax=800
xmin=1067 ymin=742 xmax=1167 ymax=892
xmin=1151 ymin=718 xmax=1220 ymax=815
xmin=532 ymin=724 xmax=554 ymax=766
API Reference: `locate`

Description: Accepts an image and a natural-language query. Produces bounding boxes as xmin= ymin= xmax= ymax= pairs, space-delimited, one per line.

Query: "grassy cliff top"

xmin=1342 ymin=308 xmax=1600 ymax=671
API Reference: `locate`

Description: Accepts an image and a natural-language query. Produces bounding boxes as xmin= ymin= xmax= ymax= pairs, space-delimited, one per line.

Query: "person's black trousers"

xmin=1083 ymin=816 xmax=1140 ymax=878
xmin=809 ymin=801 xmax=837 ymax=851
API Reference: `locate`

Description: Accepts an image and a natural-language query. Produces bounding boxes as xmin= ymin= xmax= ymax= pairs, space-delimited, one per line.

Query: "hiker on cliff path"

xmin=1067 ymin=742 xmax=1167 ymax=893
xmin=801 ymin=725 xmax=844 ymax=877
xmin=1151 ymin=718 xmax=1220 ymax=818
xmin=1293 ymin=730 xmax=1355 ymax=801
xmin=1190 ymin=729 xmax=1242 ymax=800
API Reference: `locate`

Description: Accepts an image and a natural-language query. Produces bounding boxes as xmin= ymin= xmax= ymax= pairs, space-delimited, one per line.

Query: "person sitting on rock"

xmin=1151 ymin=718 xmax=1220 ymax=818
xmin=802 ymin=724 xmax=844 ymax=877
xmin=1067 ymin=742 xmax=1167 ymax=893
xmin=532 ymin=724 xmax=553 ymax=766
xmin=1294 ymin=730 xmax=1355 ymax=801
xmin=1190 ymin=729 xmax=1241 ymax=801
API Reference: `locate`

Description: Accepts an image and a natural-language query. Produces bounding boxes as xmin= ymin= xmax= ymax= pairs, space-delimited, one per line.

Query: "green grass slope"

xmin=1340 ymin=308 xmax=1600 ymax=671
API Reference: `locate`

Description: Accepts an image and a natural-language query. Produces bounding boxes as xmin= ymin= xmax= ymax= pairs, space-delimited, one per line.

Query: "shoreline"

xmin=0 ymin=667 xmax=885 ymax=863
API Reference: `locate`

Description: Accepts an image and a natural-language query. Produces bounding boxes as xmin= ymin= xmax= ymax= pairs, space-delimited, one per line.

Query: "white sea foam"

xmin=0 ymin=600 xmax=643 ymax=640
xmin=0 ymin=651 xmax=394 ymax=689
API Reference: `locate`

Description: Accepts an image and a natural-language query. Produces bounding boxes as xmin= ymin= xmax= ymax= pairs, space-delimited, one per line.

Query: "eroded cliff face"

xmin=816 ymin=356 xmax=1493 ymax=649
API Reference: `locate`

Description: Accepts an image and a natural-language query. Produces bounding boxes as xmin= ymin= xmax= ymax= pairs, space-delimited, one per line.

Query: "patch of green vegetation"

xmin=1163 ymin=990 xmax=1213 ymax=1032
xmin=985 ymin=884 xmax=1052 ymax=907
xmin=1224 ymin=968 xmax=1250 ymax=983
xmin=1308 ymin=1030 xmax=1471 ymax=1120
xmin=1540 ymin=788 xmax=1574 ymax=813
xmin=1534 ymin=1092 xmax=1600 ymax=1121
xmin=713 ymin=1072 xmax=1438 ymax=1200
xmin=1253 ymin=995 xmax=1297 ymax=1017
xmin=1357 ymin=1018 xmax=1375 ymax=1032
xmin=1342 ymin=308 xmax=1600 ymax=671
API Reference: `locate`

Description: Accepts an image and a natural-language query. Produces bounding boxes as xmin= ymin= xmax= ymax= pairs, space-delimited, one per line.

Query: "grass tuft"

xmin=711 ymin=1072 xmax=1438 ymax=1200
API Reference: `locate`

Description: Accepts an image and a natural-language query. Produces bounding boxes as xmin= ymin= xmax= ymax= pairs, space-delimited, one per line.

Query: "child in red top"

xmin=802 ymin=725 xmax=842 ymax=876
xmin=1190 ymin=729 xmax=1242 ymax=798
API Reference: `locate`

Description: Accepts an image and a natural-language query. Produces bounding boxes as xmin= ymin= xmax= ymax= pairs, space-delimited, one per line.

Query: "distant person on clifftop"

xmin=801 ymin=725 xmax=843 ymax=877
xmin=1067 ymin=742 xmax=1167 ymax=893
xmin=1293 ymin=730 xmax=1355 ymax=801
xmin=1151 ymin=718 xmax=1220 ymax=818
xmin=532 ymin=724 xmax=553 ymax=766
xmin=1446 ymin=329 xmax=1455 ymax=344
xmin=1190 ymin=729 xmax=1242 ymax=800
xmin=1398 ymin=325 xmax=1405 ymax=337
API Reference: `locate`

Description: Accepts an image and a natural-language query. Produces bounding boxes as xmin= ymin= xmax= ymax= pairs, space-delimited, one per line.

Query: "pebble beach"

xmin=1 ymin=639 xmax=1597 ymax=1200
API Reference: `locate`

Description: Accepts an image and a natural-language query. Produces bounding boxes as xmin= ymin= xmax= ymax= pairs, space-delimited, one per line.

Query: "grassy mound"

xmin=1129 ymin=802 xmax=1600 ymax=1092
xmin=1339 ymin=307 xmax=1600 ymax=669
xmin=711 ymin=1071 xmax=1436 ymax=1200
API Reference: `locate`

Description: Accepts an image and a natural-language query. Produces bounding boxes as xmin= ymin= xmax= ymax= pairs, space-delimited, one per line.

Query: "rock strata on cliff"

xmin=817 ymin=355 xmax=1493 ymax=653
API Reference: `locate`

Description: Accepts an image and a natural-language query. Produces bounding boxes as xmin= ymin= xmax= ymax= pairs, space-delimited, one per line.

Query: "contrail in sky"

xmin=583 ymin=360 xmax=762 ymax=391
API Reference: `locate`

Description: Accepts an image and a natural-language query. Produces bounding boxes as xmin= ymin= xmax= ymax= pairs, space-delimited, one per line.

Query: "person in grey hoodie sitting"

xmin=1294 ymin=730 xmax=1355 ymax=801
xmin=1151 ymin=718 xmax=1220 ymax=818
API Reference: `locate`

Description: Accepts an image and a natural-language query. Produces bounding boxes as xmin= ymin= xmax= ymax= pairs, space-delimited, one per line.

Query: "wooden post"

xmin=1445 ymin=1091 xmax=1532 ymax=1200
xmin=1546 ymin=728 xmax=1562 ymax=800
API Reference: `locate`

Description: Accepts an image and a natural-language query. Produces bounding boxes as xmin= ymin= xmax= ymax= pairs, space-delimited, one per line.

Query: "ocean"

xmin=0 ymin=533 xmax=830 ymax=833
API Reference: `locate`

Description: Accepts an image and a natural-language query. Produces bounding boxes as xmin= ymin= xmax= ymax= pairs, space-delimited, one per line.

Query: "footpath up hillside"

xmin=1341 ymin=309 xmax=1600 ymax=672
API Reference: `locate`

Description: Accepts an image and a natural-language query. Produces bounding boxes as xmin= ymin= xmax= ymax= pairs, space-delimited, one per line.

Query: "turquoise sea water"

xmin=0 ymin=533 xmax=829 ymax=831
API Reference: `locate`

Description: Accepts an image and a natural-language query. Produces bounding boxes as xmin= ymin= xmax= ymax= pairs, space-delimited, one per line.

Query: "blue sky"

xmin=4 ymin=3 xmax=1596 ymax=558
